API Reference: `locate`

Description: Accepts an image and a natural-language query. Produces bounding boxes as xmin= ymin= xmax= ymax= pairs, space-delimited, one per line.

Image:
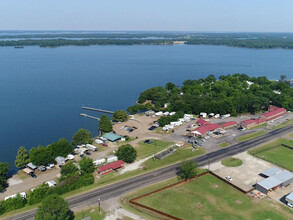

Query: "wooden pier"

xmin=80 ymin=113 xmax=100 ymax=121
xmin=82 ymin=106 xmax=114 ymax=114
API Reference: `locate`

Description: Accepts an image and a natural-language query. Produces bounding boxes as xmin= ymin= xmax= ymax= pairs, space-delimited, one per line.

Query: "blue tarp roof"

xmin=103 ymin=133 xmax=122 ymax=142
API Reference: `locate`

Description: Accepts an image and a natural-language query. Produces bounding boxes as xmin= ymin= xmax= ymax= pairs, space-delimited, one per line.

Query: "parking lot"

xmin=209 ymin=152 xmax=275 ymax=192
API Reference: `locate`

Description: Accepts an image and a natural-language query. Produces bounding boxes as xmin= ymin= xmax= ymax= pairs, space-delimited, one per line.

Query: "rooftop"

xmin=257 ymin=170 xmax=293 ymax=190
xmin=261 ymin=167 xmax=283 ymax=177
xmin=103 ymin=133 xmax=122 ymax=142
xmin=98 ymin=160 xmax=124 ymax=173
xmin=220 ymin=121 xmax=237 ymax=127
xmin=262 ymin=107 xmax=286 ymax=118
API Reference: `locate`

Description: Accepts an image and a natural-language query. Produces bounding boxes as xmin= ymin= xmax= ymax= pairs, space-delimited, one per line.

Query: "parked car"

xmin=29 ymin=173 xmax=37 ymax=178
xmin=38 ymin=166 xmax=46 ymax=172
xmin=102 ymin=143 xmax=108 ymax=147
xmin=85 ymin=151 xmax=91 ymax=156
xmin=148 ymin=126 xmax=156 ymax=131
xmin=144 ymin=139 xmax=153 ymax=144
xmin=226 ymin=176 xmax=232 ymax=181
xmin=287 ymin=202 xmax=293 ymax=208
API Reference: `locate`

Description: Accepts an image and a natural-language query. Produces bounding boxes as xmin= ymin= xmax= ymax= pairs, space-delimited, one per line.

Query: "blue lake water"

xmin=1 ymin=45 xmax=293 ymax=172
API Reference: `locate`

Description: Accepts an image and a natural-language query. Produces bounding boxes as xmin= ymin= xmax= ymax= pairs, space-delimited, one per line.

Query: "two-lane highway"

xmin=5 ymin=123 xmax=293 ymax=220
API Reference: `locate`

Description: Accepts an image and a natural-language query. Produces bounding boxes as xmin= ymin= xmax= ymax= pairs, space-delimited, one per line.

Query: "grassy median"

xmin=236 ymin=131 xmax=267 ymax=142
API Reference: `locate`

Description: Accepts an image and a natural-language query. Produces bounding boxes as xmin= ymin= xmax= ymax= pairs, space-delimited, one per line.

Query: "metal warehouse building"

xmin=256 ymin=169 xmax=293 ymax=194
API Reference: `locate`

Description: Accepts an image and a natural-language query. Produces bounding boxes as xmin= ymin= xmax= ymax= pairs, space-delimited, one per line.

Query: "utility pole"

xmin=98 ymin=198 xmax=101 ymax=214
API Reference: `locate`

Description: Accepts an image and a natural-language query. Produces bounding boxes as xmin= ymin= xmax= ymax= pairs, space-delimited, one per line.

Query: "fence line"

xmin=129 ymin=171 xmax=255 ymax=220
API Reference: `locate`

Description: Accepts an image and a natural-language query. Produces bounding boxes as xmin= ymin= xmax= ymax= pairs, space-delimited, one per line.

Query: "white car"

xmin=226 ymin=176 xmax=232 ymax=181
xmin=287 ymin=202 xmax=293 ymax=208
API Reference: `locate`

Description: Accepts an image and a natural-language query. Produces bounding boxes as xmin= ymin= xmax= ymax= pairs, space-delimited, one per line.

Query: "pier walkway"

xmin=80 ymin=113 xmax=100 ymax=121
xmin=82 ymin=106 xmax=114 ymax=114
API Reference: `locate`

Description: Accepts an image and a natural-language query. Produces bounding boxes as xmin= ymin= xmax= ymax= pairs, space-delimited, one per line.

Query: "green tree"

xmin=99 ymin=114 xmax=113 ymax=133
xmin=15 ymin=146 xmax=30 ymax=168
xmin=61 ymin=161 xmax=78 ymax=179
xmin=35 ymin=194 xmax=74 ymax=220
xmin=27 ymin=183 xmax=52 ymax=205
xmin=78 ymin=157 xmax=94 ymax=174
xmin=116 ymin=144 xmax=137 ymax=163
xmin=179 ymin=161 xmax=198 ymax=181
xmin=48 ymin=138 xmax=73 ymax=158
xmin=0 ymin=162 xmax=10 ymax=191
xmin=112 ymin=110 xmax=128 ymax=122
xmin=72 ymin=129 xmax=92 ymax=146
xmin=29 ymin=145 xmax=54 ymax=166
xmin=280 ymin=74 xmax=287 ymax=81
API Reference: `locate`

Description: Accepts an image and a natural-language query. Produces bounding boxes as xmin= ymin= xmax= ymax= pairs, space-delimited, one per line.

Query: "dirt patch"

xmin=196 ymin=202 xmax=203 ymax=208
xmin=235 ymin=200 xmax=242 ymax=205
xmin=212 ymin=184 xmax=219 ymax=189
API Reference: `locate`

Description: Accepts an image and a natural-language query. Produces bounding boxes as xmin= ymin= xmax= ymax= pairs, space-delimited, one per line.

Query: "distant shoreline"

xmin=1 ymin=32 xmax=293 ymax=49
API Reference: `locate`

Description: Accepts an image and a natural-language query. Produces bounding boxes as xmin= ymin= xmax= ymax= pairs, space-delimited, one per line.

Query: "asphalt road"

xmin=5 ymin=123 xmax=293 ymax=220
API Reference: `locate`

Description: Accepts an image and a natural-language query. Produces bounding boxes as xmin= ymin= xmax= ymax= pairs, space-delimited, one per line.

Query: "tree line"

xmin=128 ymin=74 xmax=293 ymax=117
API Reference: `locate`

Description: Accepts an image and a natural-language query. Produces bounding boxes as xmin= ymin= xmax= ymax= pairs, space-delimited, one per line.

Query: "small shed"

xmin=103 ymin=133 xmax=122 ymax=142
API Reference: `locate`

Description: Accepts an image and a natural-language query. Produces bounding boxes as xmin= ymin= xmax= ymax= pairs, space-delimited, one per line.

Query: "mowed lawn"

xmin=136 ymin=140 xmax=174 ymax=158
xmin=249 ymin=138 xmax=293 ymax=171
xmin=236 ymin=131 xmax=267 ymax=142
xmin=139 ymin=175 xmax=293 ymax=220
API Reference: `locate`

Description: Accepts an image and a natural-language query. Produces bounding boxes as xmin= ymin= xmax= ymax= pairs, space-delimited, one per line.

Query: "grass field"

xmin=74 ymin=207 xmax=105 ymax=220
xmin=248 ymin=138 xmax=293 ymax=171
xmin=221 ymin=158 xmax=243 ymax=167
xmin=218 ymin=142 xmax=230 ymax=148
xmin=143 ymin=146 xmax=205 ymax=170
xmin=236 ymin=131 xmax=267 ymax=142
xmin=137 ymin=140 xmax=174 ymax=158
xmin=290 ymin=133 xmax=293 ymax=138
xmin=270 ymin=118 xmax=293 ymax=130
xmin=138 ymin=175 xmax=293 ymax=220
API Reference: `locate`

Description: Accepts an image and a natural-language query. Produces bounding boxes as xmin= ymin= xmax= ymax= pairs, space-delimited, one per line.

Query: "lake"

xmin=1 ymin=45 xmax=293 ymax=172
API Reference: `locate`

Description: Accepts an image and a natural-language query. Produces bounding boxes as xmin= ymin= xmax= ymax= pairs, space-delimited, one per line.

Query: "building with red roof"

xmin=97 ymin=160 xmax=124 ymax=175
xmin=196 ymin=118 xmax=209 ymax=126
xmin=191 ymin=123 xmax=221 ymax=137
xmin=220 ymin=121 xmax=237 ymax=129
xmin=262 ymin=107 xmax=286 ymax=121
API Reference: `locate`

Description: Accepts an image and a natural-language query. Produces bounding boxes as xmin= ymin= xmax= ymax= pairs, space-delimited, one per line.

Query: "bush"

xmin=28 ymin=183 xmax=53 ymax=205
xmin=116 ymin=144 xmax=137 ymax=163
xmin=1 ymin=194 xmax=26 ymax=213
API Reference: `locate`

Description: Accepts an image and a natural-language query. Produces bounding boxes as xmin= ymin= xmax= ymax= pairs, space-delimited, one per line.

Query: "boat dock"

xmin=80 ymin=113 xmax=100 ymax=121
xmin=82 ymin=106 xmax=114 ymax=114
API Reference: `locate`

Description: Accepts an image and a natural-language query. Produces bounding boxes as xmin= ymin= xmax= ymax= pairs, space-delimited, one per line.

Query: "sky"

xmin=0 ymin=0 xmax=293 ymax=32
